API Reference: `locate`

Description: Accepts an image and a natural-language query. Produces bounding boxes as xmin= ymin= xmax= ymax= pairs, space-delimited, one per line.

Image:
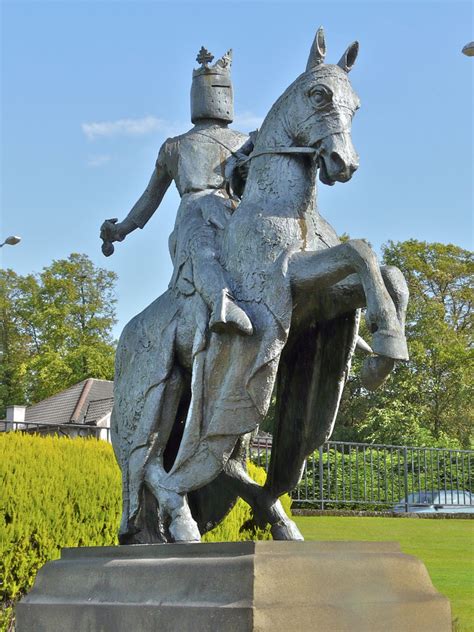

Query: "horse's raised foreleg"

xmin=222 ymin=458 xmax=304 ymax=540
xmin=321 ymin=265 xmax=409 ymax=389
xmin=325 ymin=265 xmax=408 ymax=327
xmin=289 ymin=240 xmax=408 ymax=360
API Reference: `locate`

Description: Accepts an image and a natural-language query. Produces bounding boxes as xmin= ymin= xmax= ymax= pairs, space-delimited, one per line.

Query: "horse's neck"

xmin=242 ymin=107 xmax=318 ymax=218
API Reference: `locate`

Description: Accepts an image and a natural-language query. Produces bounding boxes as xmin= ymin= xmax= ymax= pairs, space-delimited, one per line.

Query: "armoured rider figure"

xmin=100 ymin=48 xmax=253 ymax=336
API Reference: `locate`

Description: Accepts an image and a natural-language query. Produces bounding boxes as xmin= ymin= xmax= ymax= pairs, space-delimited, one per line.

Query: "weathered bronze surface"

xmin=100 ymin=28 xmax=409 ymax=544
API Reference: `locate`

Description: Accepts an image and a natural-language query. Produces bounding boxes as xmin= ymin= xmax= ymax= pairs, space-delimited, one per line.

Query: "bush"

xmin=0 ymin=433 xmax=121 ymax=631
xmin=0 ymin=433 xmax=291 ymax=630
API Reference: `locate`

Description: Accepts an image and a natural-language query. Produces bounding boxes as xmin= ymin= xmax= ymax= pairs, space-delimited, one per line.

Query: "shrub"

xmin=0 ymin=433 xmax=121 ymax=631
xmin=0 ymin=433 xmax=291 ymax=630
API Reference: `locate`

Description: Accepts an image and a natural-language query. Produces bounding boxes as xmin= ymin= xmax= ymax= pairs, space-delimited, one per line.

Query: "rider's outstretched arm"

xmin=100 ymin=142 xmax=173 ymax=247
xmin=119 ymin=143 xmax=173 ymax=235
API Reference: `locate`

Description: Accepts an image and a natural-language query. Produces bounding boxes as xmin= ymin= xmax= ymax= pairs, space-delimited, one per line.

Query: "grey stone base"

xmin=16 ymin=541 xmax=451 ymax=631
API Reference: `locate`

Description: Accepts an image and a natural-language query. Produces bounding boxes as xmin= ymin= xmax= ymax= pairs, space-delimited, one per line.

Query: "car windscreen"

xmin=405 ymin=492 xmax=435 ymax=504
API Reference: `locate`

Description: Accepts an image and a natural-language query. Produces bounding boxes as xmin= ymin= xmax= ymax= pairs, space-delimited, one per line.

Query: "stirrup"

xmin=209 ymin=290 xmax=253 ymax=336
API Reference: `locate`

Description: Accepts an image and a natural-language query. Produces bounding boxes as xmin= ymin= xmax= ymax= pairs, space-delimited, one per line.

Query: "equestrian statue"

xmin=100 ymin=28 xmax=409 ymax=544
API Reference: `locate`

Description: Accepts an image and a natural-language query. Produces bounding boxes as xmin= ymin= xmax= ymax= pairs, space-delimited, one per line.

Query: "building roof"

xmin=25 ymin=379 xmax=114 ymax=426
xmin=83 ymin=398 xmax=114 ymax=425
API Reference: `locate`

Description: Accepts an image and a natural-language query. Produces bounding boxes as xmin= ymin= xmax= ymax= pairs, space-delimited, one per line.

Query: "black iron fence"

xmin=3 ymin=420 xmax=473 ymax=512
xmin=250 ymin=439 xmax=474 ymax=512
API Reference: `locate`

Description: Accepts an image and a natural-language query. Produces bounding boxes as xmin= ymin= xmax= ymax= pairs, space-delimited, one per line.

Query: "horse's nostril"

xmin=330 ymin=152 xmax=346 ymax=172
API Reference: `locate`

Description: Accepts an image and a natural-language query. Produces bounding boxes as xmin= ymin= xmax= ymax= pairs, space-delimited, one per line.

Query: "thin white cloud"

xmin=82 ymin=113 xmax=263 ymax=142
xmin=86 ymin=154 xmax=112 ymax=168
xmin=82 ymin=116 xmax=182 ymax=140
xmin=233 ymin=111 xmax=264 ymax=131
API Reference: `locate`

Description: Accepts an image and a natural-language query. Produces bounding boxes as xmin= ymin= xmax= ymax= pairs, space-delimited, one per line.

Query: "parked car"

xmin=393 ymin=490 xmax=474 ymax=514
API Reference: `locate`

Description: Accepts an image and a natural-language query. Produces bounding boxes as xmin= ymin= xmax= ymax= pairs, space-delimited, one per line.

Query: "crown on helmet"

xmin=191 ymin=47 xmax=234 ymax=123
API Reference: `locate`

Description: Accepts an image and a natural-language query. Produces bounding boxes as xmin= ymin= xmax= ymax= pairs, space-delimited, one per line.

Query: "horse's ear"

xmin=338 ymin=41 xmax=359 ymax=72
xmin=306 ymin=26 xmax=326 ymax=71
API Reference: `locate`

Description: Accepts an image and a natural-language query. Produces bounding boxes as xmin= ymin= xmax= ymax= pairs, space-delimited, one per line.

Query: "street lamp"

xmin=462 ymin=42 xmax=474 ymax=57
xmin=0 ymin=235 xmax=22 ymax=248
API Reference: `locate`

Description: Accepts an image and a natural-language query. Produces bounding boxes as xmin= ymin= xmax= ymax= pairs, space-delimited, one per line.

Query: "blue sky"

xmin=1 ymin=0 xmax=472 ymax=336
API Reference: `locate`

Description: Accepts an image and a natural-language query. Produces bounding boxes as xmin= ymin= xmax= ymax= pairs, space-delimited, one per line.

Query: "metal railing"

xmin=250 ymin=439 xmax=474 ymax=512
xmin=3 ymin=420 xmax=473 ymax=512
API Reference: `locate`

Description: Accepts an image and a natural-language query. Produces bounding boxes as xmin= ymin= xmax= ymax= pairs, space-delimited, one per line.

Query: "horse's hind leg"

xmin=289 ymin=241 xmax=408 ymax=360
xmin=143 ymin=367 xmax=201 ymax=542
xmin=223 ymin=459 xmax=304 ymax=541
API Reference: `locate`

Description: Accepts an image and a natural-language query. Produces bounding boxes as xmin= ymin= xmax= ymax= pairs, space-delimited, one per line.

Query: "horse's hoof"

xmin=169 ymin=512 xmax=201 ymax=543
xmin=271 ymin=519 xmax=304 ymax=541
xmin=118 ymin=529 xmax=142 ymax=545
xmin=371 ymin=329 xmax=409 ymax=361
xmin=361 ymin=355 xmax=395 ymax=391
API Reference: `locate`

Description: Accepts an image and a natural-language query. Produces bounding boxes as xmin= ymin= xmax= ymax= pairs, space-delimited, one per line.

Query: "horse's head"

xmin=287 ymin=28 xmax=361 ymax=185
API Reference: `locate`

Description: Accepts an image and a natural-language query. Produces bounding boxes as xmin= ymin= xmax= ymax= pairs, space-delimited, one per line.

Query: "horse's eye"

xmin=308 ymin=86 xmax=333 ymax=109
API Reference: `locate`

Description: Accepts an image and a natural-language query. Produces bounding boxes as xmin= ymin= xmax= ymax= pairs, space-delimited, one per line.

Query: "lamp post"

xmin=0 ymin=235 xmax=22 ymax=248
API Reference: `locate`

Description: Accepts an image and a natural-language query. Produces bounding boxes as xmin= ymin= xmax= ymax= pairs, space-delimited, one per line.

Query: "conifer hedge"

xmin=0 ymin=433 xmax=290 ymax=630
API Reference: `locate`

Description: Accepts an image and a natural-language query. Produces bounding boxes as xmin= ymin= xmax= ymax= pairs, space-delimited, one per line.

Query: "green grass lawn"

xmin=294 ymin=516 xmax=474 ymax=631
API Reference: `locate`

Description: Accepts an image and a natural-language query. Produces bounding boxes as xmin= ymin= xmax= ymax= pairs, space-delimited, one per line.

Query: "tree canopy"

xmin=336 ymin=240 xmax=473 ymax=448
xmin=0 ymin=254 xmax=117 ymax=414
xmin=1 ymin=242 xmax=472 ymax=449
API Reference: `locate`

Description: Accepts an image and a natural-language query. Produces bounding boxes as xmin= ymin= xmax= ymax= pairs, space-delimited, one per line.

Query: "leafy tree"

xmin=336 ymin=240 xmax=473 ymax=448
xmin=0 ymin=254 xmax=117 ymax=414
xmin=0 ymin=270 xmax=33 ymax=411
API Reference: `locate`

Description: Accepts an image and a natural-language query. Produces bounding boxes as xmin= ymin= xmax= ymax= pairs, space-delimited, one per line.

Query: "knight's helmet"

xmin=191 ymin=47 xmax=234 ymax=124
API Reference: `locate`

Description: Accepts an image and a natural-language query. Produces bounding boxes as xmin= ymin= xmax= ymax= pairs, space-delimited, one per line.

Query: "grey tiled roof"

xmin=84 ymin=398 xmax=114 ymax=424
xmin=25 ymin=379 xmax=113 ymax=426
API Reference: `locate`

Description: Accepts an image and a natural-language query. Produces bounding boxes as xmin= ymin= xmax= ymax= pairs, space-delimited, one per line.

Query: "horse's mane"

xmin=252 ymin=73 xmax=306 ymax=151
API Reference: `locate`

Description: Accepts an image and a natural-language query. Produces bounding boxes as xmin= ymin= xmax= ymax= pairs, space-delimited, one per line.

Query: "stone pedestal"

xmin=16 ymin=541 xmax=451 ymax=631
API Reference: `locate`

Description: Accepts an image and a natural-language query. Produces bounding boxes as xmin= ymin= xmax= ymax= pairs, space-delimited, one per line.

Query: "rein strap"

xmin=240 ymin=146 xmax=317 ymax=164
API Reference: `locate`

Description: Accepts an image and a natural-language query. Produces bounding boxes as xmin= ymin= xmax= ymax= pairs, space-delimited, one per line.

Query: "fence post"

xmin=403 ymin=446 xmax=409 ymax=513
xmin=319 ymin=446 xmax=324 ymax=510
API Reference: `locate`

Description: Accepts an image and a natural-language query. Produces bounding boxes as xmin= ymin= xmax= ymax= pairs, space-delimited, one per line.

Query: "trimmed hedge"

xmin=0 ymin=433 xmax=290 ymax=630
xmin=0 ymin=434 xmax=121 ymax=630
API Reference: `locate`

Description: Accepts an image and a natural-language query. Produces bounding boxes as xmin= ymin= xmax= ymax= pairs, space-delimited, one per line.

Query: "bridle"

xmin=239 ymin=146 xmax=317 ymax=164
xmin=239 ymin=126 xmax=351 ymax=165
xmin=193 ymin=129 xmax=345 ymax=250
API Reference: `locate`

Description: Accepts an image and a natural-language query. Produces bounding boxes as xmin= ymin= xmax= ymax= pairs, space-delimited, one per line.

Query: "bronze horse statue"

xmin=110 ymin=28 xmax=409 ymax=543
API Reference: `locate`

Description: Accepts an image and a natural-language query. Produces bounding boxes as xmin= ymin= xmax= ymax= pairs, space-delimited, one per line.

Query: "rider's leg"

xmin=190 ymin=228 xmax=253 ymax=336
xmin=289 ymin=240 xmax=408 ymax=360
